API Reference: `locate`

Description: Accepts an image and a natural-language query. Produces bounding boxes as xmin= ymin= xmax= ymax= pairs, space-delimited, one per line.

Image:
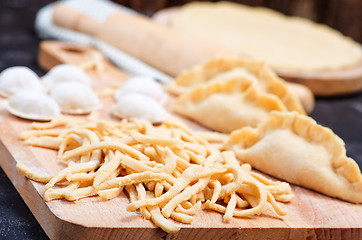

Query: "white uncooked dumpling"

xmin=50 ymin=82 xmax=101 ymax=114
xmin=114 ymin=76 xmax=168 ymax=104
xmin=113 ymin=93 xmax=170 ymax=123
xmin=4 ymin=90 xmax=60 ymax=121
xmin=42 ymin=64 xmax=91 ymax=90
xmin=0 ymin=66 xmax=43 ymax=98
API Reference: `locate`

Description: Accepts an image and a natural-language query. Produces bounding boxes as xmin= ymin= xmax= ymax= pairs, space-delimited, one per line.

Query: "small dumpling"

xmin=0 ymin=66 xmax=43 ymax=98
xmin=167 ymin=58 xmax=305 ymax=114
xmin=114 ymin=76 xmax=168 ymax=104
xmin=113 ymin=93 xmax=170 ymax=123
xmin=173 ymin=78 xmax=287 ymax=133
xmin=4 ymin=90 xmax=60 ymax=121
xmin=50 ymin=82 xmax=101 ymax=114
xmin=224 ymin=111 xmax=362 ymax=203
xmin=42 ymin=64 xmax=91 ymax=90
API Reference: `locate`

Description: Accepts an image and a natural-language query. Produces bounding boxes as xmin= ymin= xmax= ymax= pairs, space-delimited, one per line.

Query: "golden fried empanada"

xmin=173 ymin=78 xmax=287 ymax=133
xmin=224 ymin=111 xmax=362 ymax=203
xmin=167 ymin=58 xmax=305 ymax=114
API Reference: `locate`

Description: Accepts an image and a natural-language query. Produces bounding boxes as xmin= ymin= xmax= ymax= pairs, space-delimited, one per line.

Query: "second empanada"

xmin=167 ymin=58 xmax=305 ymax=114
xmin=173 ymin=78 xmax=287 ymax=133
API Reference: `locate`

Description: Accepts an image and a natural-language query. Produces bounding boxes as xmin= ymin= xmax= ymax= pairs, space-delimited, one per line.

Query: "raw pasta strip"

xmin=16 ymin=162 xmax=52 ymax=183
xmin=44 ymin=182 xmax=80 ymax=201
xmin=20 ymin=129 xmax=64 ymax=139
xmin=205 ymin=181 xmax=267 ymax=217
xmin=224 ymin=193 xmax=237 ymax=221
xmin=126 ymin=166 xmax=226 ymax=211
xmin=98 ymin=171 xmax=175 ymax=190
xmin=98 ymin=187 xmax=123 ymax=200
xmin=93 ymin=151 xmax=123 ymax=188
xmin=147 ymin=198 xmax=180 ymax=233
xmin=170 ymin=212 xmax=194 ymax=224
xmin=61 ymin=141 xmax=149 ymax=162
xmin=30 ymin=116 xmax=70 ymax=129
xmin=25 ymin=136 xmax=61 ymax=150
xmin=58 ymin=133 xmax=83 ymax=157
xmin=67 ymin=172 xmax=96 ymax=183
xmin=45 ymin=160 xmax=99 ymax=190
xmin=131 ymin=132 xmax=183 ymax=148
xmin=64 ymin=186 xmax=97 ymax=201
xmin=136 ymin=183 xmax=152 ymax=219
xmin=162 ymin=178 xmax=209 ymax=218
xmin=175 ymin=201 xmax=201 ymax=215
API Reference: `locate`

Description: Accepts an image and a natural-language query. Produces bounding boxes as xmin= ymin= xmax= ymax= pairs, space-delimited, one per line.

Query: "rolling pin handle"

xmin=53 ymin=4 xmax=101 ymax=36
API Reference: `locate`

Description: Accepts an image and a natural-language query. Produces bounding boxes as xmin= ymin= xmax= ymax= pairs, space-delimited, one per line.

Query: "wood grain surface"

xmin=0 ymin=41 xmax=361 ymax=240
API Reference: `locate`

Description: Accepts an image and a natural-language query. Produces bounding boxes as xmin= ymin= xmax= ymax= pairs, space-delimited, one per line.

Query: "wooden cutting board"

xmin=152 ymin=7 xmax=362 ymax=97
xmin=0 ymin=41 xmax=361 ymax=240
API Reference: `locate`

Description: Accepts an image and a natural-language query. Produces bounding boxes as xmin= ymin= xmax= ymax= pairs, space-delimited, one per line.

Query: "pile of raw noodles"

xmin=17 ymin=114 xmax=293 ymax=233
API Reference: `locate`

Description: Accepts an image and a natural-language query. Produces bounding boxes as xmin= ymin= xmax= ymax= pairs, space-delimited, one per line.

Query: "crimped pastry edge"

xmin=168 ymin=57 xmax=305 ymax=114
xmin=225 ymin=111 xmax=361 ymax=185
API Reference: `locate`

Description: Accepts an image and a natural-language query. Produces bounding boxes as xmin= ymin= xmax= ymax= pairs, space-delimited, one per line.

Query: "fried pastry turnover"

xmin=173 ymin=77 xmax=287 ymax=133
xmin=168 ymin=58 xmax=305 ymax=114
xmin=224 ymin=111 xmax=362 ymax=203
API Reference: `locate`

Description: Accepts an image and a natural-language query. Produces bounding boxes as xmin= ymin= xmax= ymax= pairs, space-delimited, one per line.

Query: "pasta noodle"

xmin=17 ymin=115 xmax=293 ymax=233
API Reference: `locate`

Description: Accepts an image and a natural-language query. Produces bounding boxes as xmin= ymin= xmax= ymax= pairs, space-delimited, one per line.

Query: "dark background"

xmin=0 ymin=0 xmax=361 ymax=239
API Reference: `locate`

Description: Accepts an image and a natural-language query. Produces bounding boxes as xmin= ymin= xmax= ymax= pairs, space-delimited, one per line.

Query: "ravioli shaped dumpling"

xmin=173 ymin=78 xmax=287 ymax=133
xmin=50 ymin=82 xmax=101 ymax=114
xmin=4 ymin=90 xmax=60 ymax=121
xmin=113 ymin=93 xmax=170 ymax=123
xmin=224 ymin=111 xmax=362 ymax=203
xmin=167 ymin=58 xmax=305 ymax=114
xmin=42 ymin=64 xmax=91 ymax=90
xmin=114 ymin=76 xmax=168 ymax=104
xmin=0 ymin=66 xmax=43 ymax=98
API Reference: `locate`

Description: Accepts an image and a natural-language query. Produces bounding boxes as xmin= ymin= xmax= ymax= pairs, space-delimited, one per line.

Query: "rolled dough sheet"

xmin=170 ymin=1 xmax=362 ymax=72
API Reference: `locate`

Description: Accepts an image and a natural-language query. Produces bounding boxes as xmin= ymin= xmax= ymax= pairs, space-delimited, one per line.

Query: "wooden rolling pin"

xmin=52 ymin=4 xmax=314 ymax=113
xmin=53 ymin=4 xmax=229 ymax=77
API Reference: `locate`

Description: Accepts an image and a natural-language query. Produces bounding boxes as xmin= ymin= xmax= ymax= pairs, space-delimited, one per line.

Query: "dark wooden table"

xmin=0 ymin=0 xmax=361 ymax=239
